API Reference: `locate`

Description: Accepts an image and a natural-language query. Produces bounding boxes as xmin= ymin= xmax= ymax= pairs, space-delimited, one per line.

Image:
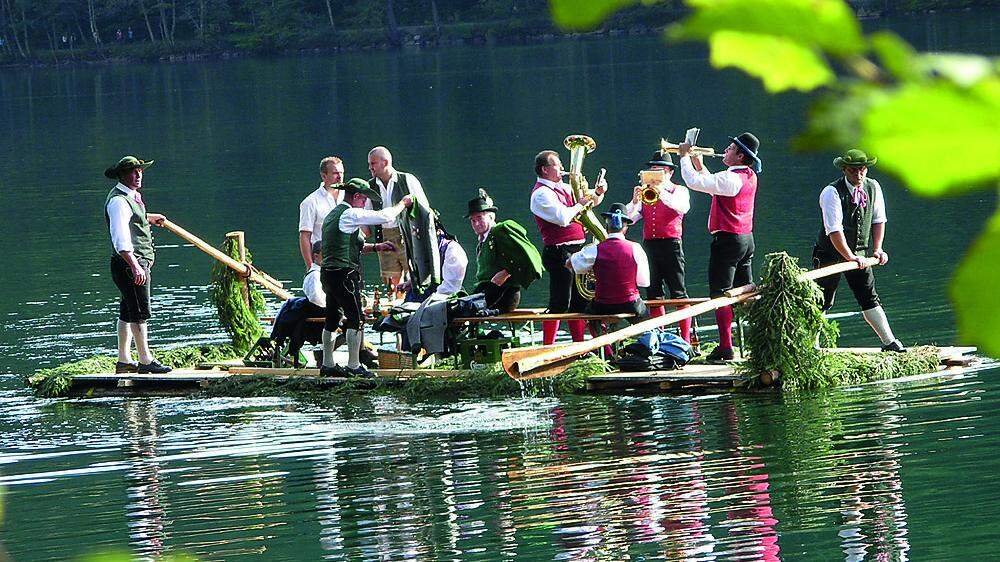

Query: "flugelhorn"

xmin=639 ymin=169 xmax=665 ymax=206
xmin=660 ymin=137 xmax=720 ymax=158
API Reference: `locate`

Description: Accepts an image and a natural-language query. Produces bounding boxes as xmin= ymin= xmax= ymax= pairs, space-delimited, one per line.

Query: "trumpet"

xmin=660 ymin=137 xmax=721 ymax=158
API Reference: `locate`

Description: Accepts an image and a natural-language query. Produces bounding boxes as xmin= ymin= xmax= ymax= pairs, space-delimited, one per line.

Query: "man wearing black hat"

xmin=569 ymin=202 xmax=650 ymax=320
xmin=320 ymin=178 xmax=413 ymax=377
xmin=815 ymin=149 xmax=905 ymax=352
xmin=104 ymin=155 xmax=172 ymax=374
xmin=467 ymin=189 xmax=544 ymax=313
xmin=678 ymin=132 xmax=761 ymax=362
xmin=624 ymin=150 xmax=692 ymax=340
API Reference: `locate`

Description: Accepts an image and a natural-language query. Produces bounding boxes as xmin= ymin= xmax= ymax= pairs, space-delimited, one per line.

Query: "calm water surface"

xmin=1 ymin=8 xmax=998 ymax=561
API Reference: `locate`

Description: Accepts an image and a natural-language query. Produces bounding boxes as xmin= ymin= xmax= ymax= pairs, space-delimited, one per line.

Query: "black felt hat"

xmin=729 ymin=132 xmax=762 ymax=173
xmin=600 ymin=202 xmax=635 ymax=225
xmin=465 ymin=188 xmax=499 ymax=218
xmin=645 ymin=150 xmax=677 ymax=170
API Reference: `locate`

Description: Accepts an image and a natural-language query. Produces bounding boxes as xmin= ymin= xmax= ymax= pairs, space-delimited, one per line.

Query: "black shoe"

xmin=344 ymin=366 xmax=376 ymax=379
xmin=115 ymin=361 xmax=139 ymax=374
xmin=705 ymin=347 xmax=735 ymax=363
xmin=137 ymin=361 xmax=172 ymax=374
xmin=319 ymin=364 xmax=346 ymax=377
xmin=881 ymin=340 xmax=907 ymax=353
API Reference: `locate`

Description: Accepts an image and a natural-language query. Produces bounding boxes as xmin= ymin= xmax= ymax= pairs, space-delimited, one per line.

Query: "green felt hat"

xmin=104 ymin=155 xmax=153 ymax=179
xmin=834 ymin=149 xmax=877 ymax=168
xmin=340 ymin=177 xmax=382 ymax=205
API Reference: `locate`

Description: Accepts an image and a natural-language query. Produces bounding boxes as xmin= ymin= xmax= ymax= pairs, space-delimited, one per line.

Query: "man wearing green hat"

xmin=320 ymin=178 xmax=414 ymax=377
xmin=814 ymin=149 xmax=905 ymax=352
xmin=467 ymin=189 xmax=543 ymax=313
xmin=103 ymin=155 xmax=172 ymax=374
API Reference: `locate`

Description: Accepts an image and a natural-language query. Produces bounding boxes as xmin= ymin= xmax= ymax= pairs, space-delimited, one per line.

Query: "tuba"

xmin=564 ymin=134 xmax=608 ymax=301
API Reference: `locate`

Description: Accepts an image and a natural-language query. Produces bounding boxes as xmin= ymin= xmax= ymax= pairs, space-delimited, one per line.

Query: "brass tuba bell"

xmin=563 ymin=134 xmax=607 ymax=302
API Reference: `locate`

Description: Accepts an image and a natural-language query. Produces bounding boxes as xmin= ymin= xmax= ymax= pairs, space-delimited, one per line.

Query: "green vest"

xmin=475 ymin=220 xmax=544 ymax=288
xmin=368 ymin=173 xmax=411 ymax=243
xmin=322 ymin=203 xmax=364 ymax=270
xmin=816 ymin=177 xmax=878 ymax=256
xmin=105 ymin=186 xmax=154 ymax=261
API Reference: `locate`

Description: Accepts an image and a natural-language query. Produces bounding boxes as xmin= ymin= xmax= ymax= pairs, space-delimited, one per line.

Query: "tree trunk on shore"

xmin=430 ymin=0 xmax=440 ymax=35
xmin=87 ymin=0 xmax=101 ymax=45
xmin=197 ymin=0 xmax=206 ymax=40
xmin=137 ymin=0 xmax=157 ymax=43
xmin=1 ymin=0 xmax=28 ymax=57
xmin=385 ymin=0 xmax=401 ymax=46
xmin=324 ymin=0 xmax=335 ymax=31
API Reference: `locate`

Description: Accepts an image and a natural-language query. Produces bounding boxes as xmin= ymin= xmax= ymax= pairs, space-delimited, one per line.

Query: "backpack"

xmin=637 ymin=329 xmax=692 ymax=366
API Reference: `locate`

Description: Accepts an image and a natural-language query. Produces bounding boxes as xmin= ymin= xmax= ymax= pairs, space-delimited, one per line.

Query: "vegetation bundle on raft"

xmin=26 ymin=345 xmax=238 ymax=398
xmin=209 ymin=237 xmax=266 ymax=354
xmin=740 ymin=252 xmax=939 ymax=391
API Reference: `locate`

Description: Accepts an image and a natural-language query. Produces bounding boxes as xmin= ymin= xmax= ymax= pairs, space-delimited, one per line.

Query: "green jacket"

xmin=475 ymin=220 xmax=544 ymax=289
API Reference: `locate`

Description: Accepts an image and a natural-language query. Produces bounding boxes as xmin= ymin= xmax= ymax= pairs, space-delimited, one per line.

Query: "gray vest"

xmin=105 ymin=186 xmax=154 ymax=261
xmin=816 ymin=176 xmax=878 ymax=256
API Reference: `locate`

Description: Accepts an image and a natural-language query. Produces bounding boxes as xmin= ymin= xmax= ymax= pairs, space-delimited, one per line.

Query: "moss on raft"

xmin=26 ymin=344 xmax=239 ymax=398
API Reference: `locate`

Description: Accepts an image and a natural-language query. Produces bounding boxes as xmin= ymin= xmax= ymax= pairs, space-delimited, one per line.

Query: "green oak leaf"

xmin=870 ymin=31 xmax=921 ymax=82
xmin=860 ymin=78 xmax=1000 ymax=196
xmin=670 ymin=0 xmax=865 ymax=57
xmin=549 ymin=0 xmax=638 ymax=31
xmin=709 ymin=31 xmax=834 ymax=92
xmin=951 ymin=209 xmax=1000 ymax=358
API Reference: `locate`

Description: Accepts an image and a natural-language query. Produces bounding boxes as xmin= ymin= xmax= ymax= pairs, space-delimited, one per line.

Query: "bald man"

xmin=366 ymin=146 xmax=441 ymax=295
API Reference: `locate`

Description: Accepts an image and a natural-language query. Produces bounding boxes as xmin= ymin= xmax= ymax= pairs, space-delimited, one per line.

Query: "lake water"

xmin=1 ymin=8 xmax=998 ymax=561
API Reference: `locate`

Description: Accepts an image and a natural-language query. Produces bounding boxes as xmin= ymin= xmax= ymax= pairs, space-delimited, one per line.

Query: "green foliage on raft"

xmin=25 ymin=345 xmax=239 ymax=398
xmin=740 ymin=253 xmax=942 ymax=391
xmin=209 ymin=237 xmax=266 ymax=354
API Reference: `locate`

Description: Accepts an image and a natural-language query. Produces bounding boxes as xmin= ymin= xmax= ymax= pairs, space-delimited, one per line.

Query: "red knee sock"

xmin=569 ymin=320 xmax=586 ymax=342
xmin=650 ymin=305 xmax=665 ymax=318
xmin=543 ymin=320 xmax=560 ymax=345
xmin=715 ymin=306 xmax=734 ymax=350
xmin=679 ymin=317 xmax=692 ymax=343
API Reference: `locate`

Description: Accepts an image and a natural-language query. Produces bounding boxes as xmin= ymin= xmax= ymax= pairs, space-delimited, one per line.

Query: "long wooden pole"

xmin=502 ymin=258 xmax=879 ymax=380
xmin=160 ymin=219 xmax=293 ymax=301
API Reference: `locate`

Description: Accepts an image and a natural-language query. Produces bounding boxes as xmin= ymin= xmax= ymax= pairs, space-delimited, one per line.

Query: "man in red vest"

xmin=530 ymin=149 xmax=607 ymax=344
xmin=569 ymin=202 xmax=650 ymax=320
xmin=624 ymin=150 xmax=692 ymax=341
xmin=678 ymin=132 xmax=761 ymax=362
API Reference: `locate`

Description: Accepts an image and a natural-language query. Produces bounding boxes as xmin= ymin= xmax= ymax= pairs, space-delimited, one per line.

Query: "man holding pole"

xmin=320 ymin=178 xmax=413 ymax=377
xmin=104 ymin=155 xmax=172 ymax=374
xmin=678 ymin=132 xmax=761 ymax=362
xmin=298 ymin=156 xmax=344 ymax=269
xmin=814 ymin=149 xmax=905 ymax=352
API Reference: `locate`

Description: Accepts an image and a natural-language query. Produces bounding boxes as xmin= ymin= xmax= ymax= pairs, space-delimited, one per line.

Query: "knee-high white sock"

xmin=117 ymin=320 xmax=134 ymax=363
xmin=346 ymin=329 xmax=362 ymax=369
xmin=322 ymin=329 xmax=336 ymax=368
xmin=862 ymin=306 xmax=896 ymax=345
xmin=129 ymin=322 xmax=154 ymax=364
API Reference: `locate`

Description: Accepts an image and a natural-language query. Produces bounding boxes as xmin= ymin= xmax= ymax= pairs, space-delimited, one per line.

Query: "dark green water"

xmin=1 ymin=9 xmax=998 ymax=561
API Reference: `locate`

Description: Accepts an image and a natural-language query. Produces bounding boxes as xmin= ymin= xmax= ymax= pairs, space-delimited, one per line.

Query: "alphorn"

xmin=160 ymin=219 xmax=294 ymax=301
xmin=502 ymin=258 xmax=880 ymax=380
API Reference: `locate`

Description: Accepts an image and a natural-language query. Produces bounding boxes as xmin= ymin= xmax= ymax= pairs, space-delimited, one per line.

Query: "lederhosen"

xmin=639 ymin=194 xmax=687 ymax=300
xmin=321 ymin=203 xmax=365 ymax=331
xmin=813 ymin=177 xmax=881 ymax=311
xmin=532 ymin=182 xmax=587 ymax=314
xmin=105 ymin=187 xmax=154 ymax=323
xmin=707 ymin=168 xmax=757 ymax=297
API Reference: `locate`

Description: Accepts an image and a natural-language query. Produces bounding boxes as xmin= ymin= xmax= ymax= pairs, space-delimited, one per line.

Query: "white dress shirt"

xmin=679 ymin=156 xmax=747 ymax=197
xmin=338 ymin=204 xmax=406 ymax=234
xmin=624 ymin=181 xmax=691 ymax=221
xmin=366 ymin=172 xmax=426 ymax=229
xmin=435 ymin=238 xmax=468 ymax=296
xmin=107 ymin=183 xmax=140 ymax=253
xmin=299 ymin=184 xmax=343 ymax=244
xmin=302 ymin=263 xmax=325 ymax=307
xmin=820 ymin=178 xmax=887 ymax=235
xmin=529 ymin=177 xmax=586 ymax=232
xmin=570 ymin=233 xmax=650 ymax=287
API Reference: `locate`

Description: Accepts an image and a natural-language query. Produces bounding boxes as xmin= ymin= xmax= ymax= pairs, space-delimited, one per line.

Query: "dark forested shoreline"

xmin=1 ymin=0 xmax=995 ymax=68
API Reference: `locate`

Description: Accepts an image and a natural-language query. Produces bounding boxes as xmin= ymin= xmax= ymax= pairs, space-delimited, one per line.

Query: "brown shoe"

xmin=115 ymin=361 xmax=139 ymax=374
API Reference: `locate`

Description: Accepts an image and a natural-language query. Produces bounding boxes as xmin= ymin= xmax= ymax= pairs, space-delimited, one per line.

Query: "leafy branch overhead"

xmin=550 ymin=0 xmax=1000 ymax=357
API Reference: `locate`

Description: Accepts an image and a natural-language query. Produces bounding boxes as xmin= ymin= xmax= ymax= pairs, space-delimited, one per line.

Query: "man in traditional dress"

xmin=467 ymin=189 xmax=544 ymax=313
xmin=530 ymin=149 xmax=607 ymax=344
xmin=814 ymin=149 xmax=905 ymax=352
xmin=320 ymin=178 xmax=413 ymax=377
xmin=624 ymin=150 xmax=693 ymax=340
xmin=104 ymin=155 xmax=172 ymax=374
xmin=570 ymin=202 xmax=650 ymax=321
xmin=298 ymin=156 xmax=344 ymax=269
xmin=366 ymin=146 xmax=440 ymax=295
xmin=678 ymin=132 xmax=761 ymax=362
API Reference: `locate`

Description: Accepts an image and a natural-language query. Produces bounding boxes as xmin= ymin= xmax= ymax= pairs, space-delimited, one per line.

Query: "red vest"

xmin=708 ymin=167 xmax=757 ymax=234
xmin=594 ymin=237 xmax=640 ymax=305
xmin=641 ymin=197 xmax=684 ymax=240
xmin=532 ymin=182 xmax=585 ymax=246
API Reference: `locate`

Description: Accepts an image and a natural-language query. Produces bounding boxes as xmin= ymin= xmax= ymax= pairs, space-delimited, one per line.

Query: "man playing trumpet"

xmin=624 ymin=150 xmax=693 ymax=341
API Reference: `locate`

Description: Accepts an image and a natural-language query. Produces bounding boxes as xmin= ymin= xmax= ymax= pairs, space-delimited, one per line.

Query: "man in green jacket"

xmin=466 ymin=189 xmax=544 ymax=313
xmin=814 ymin=149 xmax=905 ymax=352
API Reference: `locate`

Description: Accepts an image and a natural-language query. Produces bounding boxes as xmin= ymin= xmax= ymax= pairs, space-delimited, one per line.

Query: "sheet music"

xmin=685 ymin=127 xmax=700 ymax=146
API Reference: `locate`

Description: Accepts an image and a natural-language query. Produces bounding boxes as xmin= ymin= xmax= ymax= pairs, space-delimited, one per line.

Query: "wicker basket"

xmin=378 ymin=349 xmax=415 ymax=369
